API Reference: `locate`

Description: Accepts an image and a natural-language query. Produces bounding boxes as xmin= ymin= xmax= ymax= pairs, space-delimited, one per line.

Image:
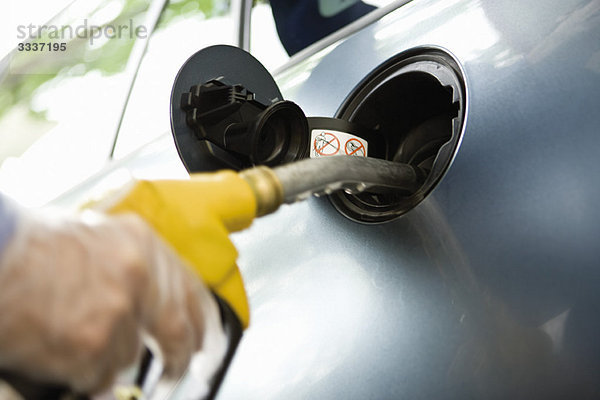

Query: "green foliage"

xmin=157 ymin=0 xmax=227 ymax=29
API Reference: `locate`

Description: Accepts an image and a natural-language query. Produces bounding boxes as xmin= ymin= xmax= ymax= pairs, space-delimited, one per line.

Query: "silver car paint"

xmin=55 ymin=0 xmax=600 ymax=398
xmin=221 ymin=0 xmax=600 ymax=398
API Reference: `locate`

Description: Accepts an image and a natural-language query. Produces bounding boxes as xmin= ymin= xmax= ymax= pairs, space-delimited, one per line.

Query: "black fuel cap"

xmin=170 ymin=45 xmax=309 ymax=172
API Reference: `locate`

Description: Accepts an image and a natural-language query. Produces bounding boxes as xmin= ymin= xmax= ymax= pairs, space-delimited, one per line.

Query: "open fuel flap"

xmin=170 ymin=45 xmax=466 ymax=223
xmin=171 ymin=45 xmax=310 ymax=172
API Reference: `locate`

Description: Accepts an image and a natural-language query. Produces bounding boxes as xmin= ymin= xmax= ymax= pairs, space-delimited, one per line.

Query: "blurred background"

xmin=0 ymin=0 xmax=291 ymax=206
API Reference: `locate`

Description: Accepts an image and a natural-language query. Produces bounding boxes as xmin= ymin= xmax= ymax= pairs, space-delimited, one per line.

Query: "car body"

xmin=4 ymin=0 xmax=600 ymax=398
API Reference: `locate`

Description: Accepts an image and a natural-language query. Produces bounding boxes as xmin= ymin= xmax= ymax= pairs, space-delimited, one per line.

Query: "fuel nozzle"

xmin=181 ymin=79 xmax=309 ymax=167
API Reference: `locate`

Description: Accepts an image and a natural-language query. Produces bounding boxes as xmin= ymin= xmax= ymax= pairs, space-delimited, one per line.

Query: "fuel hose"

xmin=241 ymin=156 xmax=426 ymax=217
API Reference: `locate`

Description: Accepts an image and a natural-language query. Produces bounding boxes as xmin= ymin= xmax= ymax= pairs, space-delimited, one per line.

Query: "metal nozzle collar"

xmin=240 ymin=166 xmax=284 ymax=217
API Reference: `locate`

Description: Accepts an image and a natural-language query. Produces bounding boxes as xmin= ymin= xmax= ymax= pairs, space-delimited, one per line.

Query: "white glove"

xmin=0 ymin=207 xmax=215 ymax=394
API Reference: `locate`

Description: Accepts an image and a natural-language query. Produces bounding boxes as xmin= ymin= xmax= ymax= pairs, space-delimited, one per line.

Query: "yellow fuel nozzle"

xmin=97 ymin=168 xmax=284 ymax=329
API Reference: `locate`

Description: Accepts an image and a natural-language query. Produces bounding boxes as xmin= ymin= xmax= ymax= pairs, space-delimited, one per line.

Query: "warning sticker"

xmin=310 ymin=129 xmax=368 ymax=158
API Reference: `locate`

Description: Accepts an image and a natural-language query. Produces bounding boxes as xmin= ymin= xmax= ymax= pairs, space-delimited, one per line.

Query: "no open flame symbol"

xmin=345 ymin=138 xmax=365 ymax=156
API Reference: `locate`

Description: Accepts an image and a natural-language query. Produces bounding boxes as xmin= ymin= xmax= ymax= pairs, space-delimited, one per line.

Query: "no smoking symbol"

xmin=314 ymin=132 xmax=340 ymax=156
xmin=345 ymin=138 xmax=366 ymax=156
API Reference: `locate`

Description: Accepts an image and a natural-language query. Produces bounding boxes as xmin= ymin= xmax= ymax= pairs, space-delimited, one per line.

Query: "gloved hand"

xmin=0 ymin=207 xmax=215 ymax=394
